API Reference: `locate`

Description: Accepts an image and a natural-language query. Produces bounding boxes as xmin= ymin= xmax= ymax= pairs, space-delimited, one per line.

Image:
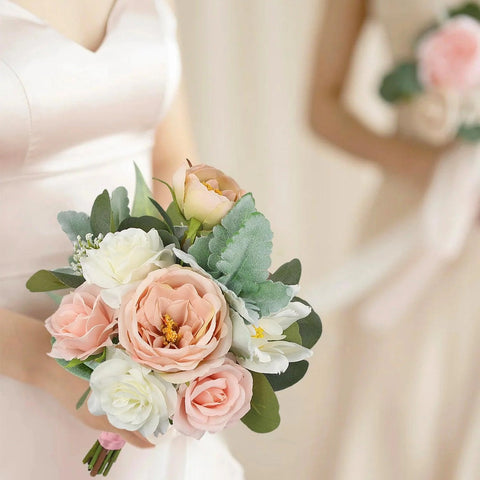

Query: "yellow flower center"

xmin=162 ymin=314 xmax=181 ymax=345
xmin=252 ymin=326 xmax=265 ymax=339
xmin=202 ymin=181 xmax=223 ymax=196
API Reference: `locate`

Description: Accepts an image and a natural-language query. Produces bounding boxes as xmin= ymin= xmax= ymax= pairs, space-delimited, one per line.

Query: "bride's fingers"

xmin=113 ymin=429 xmax=155 ymax=449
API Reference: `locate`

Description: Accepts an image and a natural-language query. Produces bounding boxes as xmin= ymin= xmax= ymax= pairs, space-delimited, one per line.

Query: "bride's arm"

xmin=152 ymin=84 xmax=196 ymax=206
xmin=309 ymin=0 xmax=445 ymax=184
xmin=0 ymin=308 xmax=153 ymax=449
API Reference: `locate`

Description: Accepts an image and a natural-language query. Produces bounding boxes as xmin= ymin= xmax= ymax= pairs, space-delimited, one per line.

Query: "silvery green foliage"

xmin=57 ymin=211 xmax=92 ymax=243
xmin=187 ymin=194 xmax=293 ymax=322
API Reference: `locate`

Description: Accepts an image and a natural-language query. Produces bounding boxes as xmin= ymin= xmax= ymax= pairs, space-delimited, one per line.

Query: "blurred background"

xmin=174 ymin=1 xmax=393 ymax=478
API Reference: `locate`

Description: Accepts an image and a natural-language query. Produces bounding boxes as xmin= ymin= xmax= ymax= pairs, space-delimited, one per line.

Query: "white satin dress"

xmin=0 ymin=1 xmax=244 ymax=478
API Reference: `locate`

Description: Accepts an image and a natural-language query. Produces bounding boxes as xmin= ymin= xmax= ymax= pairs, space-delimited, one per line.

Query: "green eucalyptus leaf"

xmin=110 ymin=187 xmax=130 ymax=230
xmin=26 ymin=269 xmax=85 ymax=292
xmin=458 ymin=124 xmax=480 ymax=142
xmin=283 ymin=322 xmax=302 ymax=345
xmin=241 ymin=372 xmax=280 ymax=433
xmin=270 ymin=258 xmax=302 ymax=285
xmin=57 ymin=211 xmax=92 ymax=243
xmin=90 ymin=189 xmax=113 ymax=236
xmin=185 ymin=218 xmax=202 ymax=243
xmin=149 ymin=197 xmax=175 ymax=233
xmin=118 ymin=215 xmax=170 ymax=233
xmin=265 ymin=361 xmax=309 ymax=392
xmin=166 ymin=201 xmax=187 ymax=226
xmin=131 ymin=163 xmax=161 ymax=219
xmin=76 ymin=387 xmax=91 ymax=410
xmin=56 ymin=358 xmax=93 ymax=381
xmin=293 ymin=297 xmax=322 ymax=349
xmin=158 ymin=230 xmax=180 ymax=249
xmin=379 ymin=62 xmax=423 ymax=103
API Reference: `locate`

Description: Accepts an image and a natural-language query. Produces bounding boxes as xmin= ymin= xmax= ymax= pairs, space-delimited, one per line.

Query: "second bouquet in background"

xmin=27 ymin=162 xmax=322 ymax=477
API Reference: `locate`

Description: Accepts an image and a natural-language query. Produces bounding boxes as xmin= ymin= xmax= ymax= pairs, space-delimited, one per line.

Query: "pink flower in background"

xmin=46 ymin=284 xmax=116 ymax=361
xmin=418 ymin=15 xmax=480 ymax=91
xmin=174 ymin=357 xmax=253 ymax=439
xmin=118 ymin=265 xmax=232 ymax=383
xmin=173 ymin=163 xmax=246 ymax=229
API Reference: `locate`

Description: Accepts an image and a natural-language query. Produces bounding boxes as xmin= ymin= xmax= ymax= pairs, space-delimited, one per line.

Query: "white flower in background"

xmin=80 ymin=228 xmax=175 ymax=308
xmin=88 ymin=348 xmax=177 ymax=438
xmin=398 ymin=90 xmax=461 ymax=146
xmin=231 ymin=302 xmax=313 ymax=374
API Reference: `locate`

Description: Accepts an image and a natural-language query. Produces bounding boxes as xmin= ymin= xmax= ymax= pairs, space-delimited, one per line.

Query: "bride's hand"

xmin=0 ymin=308 xmax=154 ymax=449
xmin=41 ymin=353 xmax=155 ymax=450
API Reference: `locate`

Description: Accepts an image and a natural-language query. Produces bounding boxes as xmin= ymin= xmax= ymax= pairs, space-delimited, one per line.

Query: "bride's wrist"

xmin=0 ymin=308 xmax=53 ymax=388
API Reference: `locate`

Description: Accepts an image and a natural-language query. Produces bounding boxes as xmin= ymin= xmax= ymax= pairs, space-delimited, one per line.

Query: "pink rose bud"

xmin=46 ymin=284 xmax=117 ymax=361
xmin=174 ymin=357 xmax=253 ymax=439
xmin=172 ymin=163 xmax=246 ymax=230
xmin=418 ymin=15 xmax=480 ymax=91
xmin=118 ymin=265 xmax=232 ymax=383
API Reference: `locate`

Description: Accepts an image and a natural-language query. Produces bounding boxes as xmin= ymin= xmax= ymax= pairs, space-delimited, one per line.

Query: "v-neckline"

xmin=3 ymin=0 xmax=121 ymax=55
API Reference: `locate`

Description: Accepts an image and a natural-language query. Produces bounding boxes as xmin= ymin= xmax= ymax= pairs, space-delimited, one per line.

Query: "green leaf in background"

xmin=57 ymin=211 xmax=92 ymax=243
xmin=118 ymin=215 xmax=170 ymax=234
xmin=76 ymin=387 xmax=91 ymax=410
xmin=293 ymin=297 xmax=322 ymax=349
xmin=110 ymin=186 xmax=130 ymax=230
xmin=449 ymin=2 xmax=480 ymax=21
xmin=26 ymin=269 xmax=85 ymax=292
xmin=270 ymin=258 xmax=302 ymax=285
xmin=458 ymin=124 xmax=480 ymax=142
xmin=166 ymin=201 xmax=187 ymax=226
xmin=131 ymin=163 xmax=161 ymax=219
xmin=379 ymin=62 xmax=423 ymax=103
xmin=241 ymin=372 xmax=280 ymax=433
xmin=265 ymin=361 xmax=309 ymax=392
xmin=90 ymin=189 xmax=113 ymax=236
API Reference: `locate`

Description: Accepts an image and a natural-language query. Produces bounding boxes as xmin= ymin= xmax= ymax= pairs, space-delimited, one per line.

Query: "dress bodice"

xmin=0 ymin=0 xmax=181 ymax=317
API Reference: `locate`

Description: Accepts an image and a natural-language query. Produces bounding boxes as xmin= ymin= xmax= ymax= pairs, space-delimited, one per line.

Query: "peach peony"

xmin=118 ymin=265 xmax=232 ymax=382
xmin=46 ymin=284 xmax=116 ymax=361
xmin=172 ymin=164 xmax=246 ymax=230
xmin=173 ymin=357 xmax=253 ymax=439
xmin=418 ymin=16 xmax=480 ymax=91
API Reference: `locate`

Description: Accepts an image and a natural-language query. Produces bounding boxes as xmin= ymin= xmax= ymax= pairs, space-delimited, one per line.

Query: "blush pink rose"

xmin=46 ymin=284 xmax=116 ymax=361
xmin=173 ymin=163 xmax=246 ymax=229
xmin=118 ymin=265 xmax=232 ymax=382
xmin=174 ymin=357 xmax=253 ymax=439
xmin=418 ymin=16 xmax=480 ymax=91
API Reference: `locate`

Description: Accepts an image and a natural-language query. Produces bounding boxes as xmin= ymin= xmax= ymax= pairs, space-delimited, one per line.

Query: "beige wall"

xmin=174 ymin=1 xmax=392 ymax=478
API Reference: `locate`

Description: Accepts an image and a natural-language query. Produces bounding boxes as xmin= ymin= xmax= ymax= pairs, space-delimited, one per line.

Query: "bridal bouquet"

xmin=380 ymin=2 xmax=480 ymax=143
xmin=27 ymin=163 xmax=322 ymax=476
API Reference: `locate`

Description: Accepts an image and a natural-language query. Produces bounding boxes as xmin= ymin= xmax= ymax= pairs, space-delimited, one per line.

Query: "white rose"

xmin=230 ymin=302 xmax=313 ymax=374
xmin=80 ymin=228 xmax=175 ymax=308
xmin=88 ymin=348 xmax=177 ymax=438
